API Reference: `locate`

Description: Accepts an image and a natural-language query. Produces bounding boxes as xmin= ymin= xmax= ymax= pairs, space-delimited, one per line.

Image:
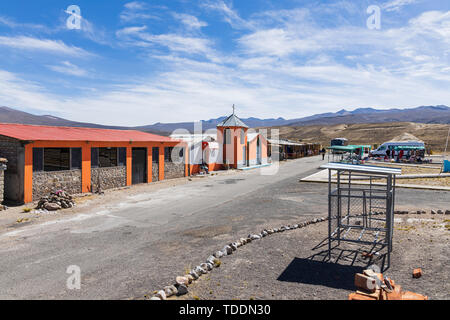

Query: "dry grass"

xmin=336 ymin=162 xmax=450 ymax=187
xmin=396 ymin=177 xmax=450 ymax=187
xmin=362 ymin=164 xmax=450 ymax=186
xmin=265 ymin=121 xmax=450 ymax=152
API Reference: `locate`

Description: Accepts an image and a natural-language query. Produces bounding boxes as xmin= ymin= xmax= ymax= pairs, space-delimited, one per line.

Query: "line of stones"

xmin=146 ymin=209 xmax=449 ymax=300
xmin=395 ymin=209 xmax=450 ymax=215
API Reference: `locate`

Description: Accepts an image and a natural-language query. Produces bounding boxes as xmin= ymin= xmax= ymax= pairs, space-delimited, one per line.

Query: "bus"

xmin=370 ymin=141 xmax=425 ymax=157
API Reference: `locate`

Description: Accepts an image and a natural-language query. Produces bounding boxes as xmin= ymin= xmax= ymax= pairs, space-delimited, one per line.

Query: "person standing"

xmin=321 ymin=147 xmax=326 ymax=160
xmin=399 ymin=149 xmax=404 ymax=162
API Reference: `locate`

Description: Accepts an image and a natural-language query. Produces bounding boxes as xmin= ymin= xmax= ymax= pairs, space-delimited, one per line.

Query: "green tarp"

xmin=327 ymin=145 xmax=372 ymax=152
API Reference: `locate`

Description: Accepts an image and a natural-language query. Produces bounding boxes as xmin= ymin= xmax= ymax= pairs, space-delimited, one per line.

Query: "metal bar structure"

xmin=321 ymin=163 xmax=401 ymax=269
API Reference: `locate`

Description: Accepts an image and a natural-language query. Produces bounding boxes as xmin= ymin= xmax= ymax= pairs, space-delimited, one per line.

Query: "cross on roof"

xmin=232 ymin=104 xmax=235 ymax=115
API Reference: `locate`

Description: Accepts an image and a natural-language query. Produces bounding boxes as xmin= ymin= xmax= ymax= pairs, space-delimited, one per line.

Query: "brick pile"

xmin=349 ymin=267 xmax=428 ymax=300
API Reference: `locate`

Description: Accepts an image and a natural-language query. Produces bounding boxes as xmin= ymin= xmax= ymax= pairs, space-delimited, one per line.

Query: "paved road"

xmin=0 ymin=156 xmax=448 ymax=299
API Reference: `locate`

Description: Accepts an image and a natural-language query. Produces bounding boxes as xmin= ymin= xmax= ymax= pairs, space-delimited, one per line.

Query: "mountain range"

xmin=0 ymin=105 xmax=449 ymax=135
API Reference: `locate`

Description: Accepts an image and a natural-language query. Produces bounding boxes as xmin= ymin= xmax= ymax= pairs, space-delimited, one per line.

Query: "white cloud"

xmin=124 ymin=1 xmax=146 ymax=10
xmin=77 ymin=17 xmax=109 ymax=45
xmin=382 ymin=0 xmax=419 ymax=12
xmin=0 ymin=36 xmax=91 ymax=57
xmin=202 ymin=0 xmax=254 ymax=30
xmin=1 ymin=5 xmax=449 ymax=126
xmin=238 ymin=28 xmax=322 ymax=57
xmin=67 ymin=8 xmax=450 ymax=124
xmin=116 ymin=26 xmax=215 ymax=57
xmin=408 ymin=11 xmax=450 ymax=41
xmin=47 ymin=61 xmax=88 ymax=77
xmin=0 ymin=70 xmax=61 ymax=113
xmin=0 ymin=15 xmax=49 ymax=31
xmin=172 ymin=13 xmax=208 ymax=30
xmin=120 ymin=1 xmax=158 ymax=23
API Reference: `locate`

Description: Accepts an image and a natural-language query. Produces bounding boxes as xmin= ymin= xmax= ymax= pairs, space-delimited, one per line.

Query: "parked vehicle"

xmin=330 ymin=138 xmax=348 ymax=147
xmin=370 ymin=141 xmax=425 ymax=157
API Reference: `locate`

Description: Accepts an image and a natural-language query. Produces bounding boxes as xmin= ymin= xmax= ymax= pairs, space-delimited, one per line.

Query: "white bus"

xmin=370 ymin=141 xmax=425 ymax=157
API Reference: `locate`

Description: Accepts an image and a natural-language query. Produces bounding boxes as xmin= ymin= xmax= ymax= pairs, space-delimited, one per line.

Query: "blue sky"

xmin=0 ymin=0 xmax=449 ymax=126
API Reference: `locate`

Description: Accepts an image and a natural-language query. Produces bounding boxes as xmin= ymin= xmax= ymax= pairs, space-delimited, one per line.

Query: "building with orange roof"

xmin=0 ymin=123 xmax=187 ymax=204
xmin=171 ymin=111 xmax=269 ymax=174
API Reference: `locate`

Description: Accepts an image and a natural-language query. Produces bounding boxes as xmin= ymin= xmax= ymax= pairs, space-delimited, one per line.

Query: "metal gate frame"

xmin=321 ymin=163 xmax=401 ymax=269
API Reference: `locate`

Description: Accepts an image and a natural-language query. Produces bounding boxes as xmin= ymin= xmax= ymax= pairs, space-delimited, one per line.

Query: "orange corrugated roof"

xmin=0 ymin=123 xmax=178 ymax=143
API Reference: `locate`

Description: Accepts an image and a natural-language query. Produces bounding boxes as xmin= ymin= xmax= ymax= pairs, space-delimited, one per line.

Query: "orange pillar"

xmin=159 ymin=145 xmax=164 ymax=181
xmin=184 ymin=145 xmax=188 ymax=177
xmin=126 ymin=146 xmax=132 ymax=186
xmin=233 ymin=134 xmax=239 ymax=169
xmin=81 ymin=144 xmax=91 ymax=193
xmin=147 ymin=146 xmax=152 ymax=183
xmin=24 ymin=144 xmax=33 ymax=203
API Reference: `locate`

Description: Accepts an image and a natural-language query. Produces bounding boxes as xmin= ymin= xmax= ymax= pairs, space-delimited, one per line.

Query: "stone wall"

xmin=0 ymin=136 xmax=24 ymax=203
xmin=164 ymin=162 xmax=185 ymax=180
xmin=152 ymin=162 xmax=159 ymax=182
xmin=91 ymin=166 xmax=126 ymax=192
xmin=0 ymin=159 xmax=6 ymax=204
xmin=0 ymin=135 xmax=20 ymax=172
xmin=32 ymin=169 xmax=82 ymax=201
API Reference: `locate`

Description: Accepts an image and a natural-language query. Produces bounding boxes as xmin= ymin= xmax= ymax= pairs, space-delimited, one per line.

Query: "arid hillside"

xmin=268 ymin=122 xmax=450 ymax=152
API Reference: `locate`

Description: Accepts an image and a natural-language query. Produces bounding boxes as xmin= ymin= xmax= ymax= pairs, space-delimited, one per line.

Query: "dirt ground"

xmin=174 ymin=212 xmax=449 ymax=300
xmin=272 ymin=121 xmax=450 ymax=153
xmin=363 ymin=162 xmax=450 ymax=187
xmin=396 ymin=177 xmax=450 ymax=187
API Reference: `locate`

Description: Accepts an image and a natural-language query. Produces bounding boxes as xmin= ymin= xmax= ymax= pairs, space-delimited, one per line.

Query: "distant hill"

xmin=0 ymin=106 xmax=168 ymax=134
xmin=135 ymin=116 xmax=291 ymax=133
xmin=0 ymin=106 xmax=127 ymax=129
xmin=275 ymin=122 xmax=450 ymax=152
xmin=0 ymin=106 xmax=293 ymax=134
xmin=0 ymin=105 xmax=449 ymax=135
xmin=285 ymin=105 xmax=450 ymax=126
xmin=137 ymin=105 xmax=450 ymax=131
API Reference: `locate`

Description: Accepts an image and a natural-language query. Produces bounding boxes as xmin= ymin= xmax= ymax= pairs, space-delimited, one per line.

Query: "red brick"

xmin=412 ymin=268 xmax=422 ymax=278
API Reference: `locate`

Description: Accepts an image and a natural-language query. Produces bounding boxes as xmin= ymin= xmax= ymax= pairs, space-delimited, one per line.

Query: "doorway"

xmin=132 ymin=148 xmax=147 ymax=184
xmin=257 ymin=137 xmax=262 ymax=165
xmin=152 ymin=147 xmax=159 ymax=181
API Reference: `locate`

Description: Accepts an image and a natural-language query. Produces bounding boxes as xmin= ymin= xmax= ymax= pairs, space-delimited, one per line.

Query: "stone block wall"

xmin=164 ymin=162 xmax=185 ymax=180
xmin=0 ymin=136 xmax=24 ymax=203
xmin=0 ymin=159 xmax=6 ymax=204
xmin=91 ymin=166 xmax=126 ymax=192
xmin=32 ymin=170 xmax=82 ymax=201
xmin=152 ymin=162 xmax=159 ymax=182
xmin=0 ymin=135 xmax=20 ymax=173
xmin=163 ymin=147 xmax=185 ymax=180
